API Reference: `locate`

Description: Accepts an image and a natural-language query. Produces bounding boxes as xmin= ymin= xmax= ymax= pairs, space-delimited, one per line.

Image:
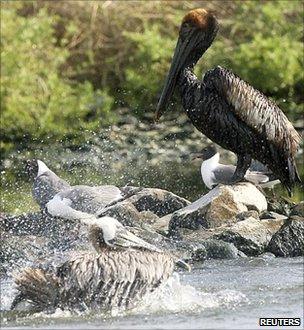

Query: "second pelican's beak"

xmin=155 ymin=30 xmax=201 ymax=121
xmin=175 ymin=259 xmax=192 ymax=272
xmin=108 ymin=227 xmax=163 ymax=253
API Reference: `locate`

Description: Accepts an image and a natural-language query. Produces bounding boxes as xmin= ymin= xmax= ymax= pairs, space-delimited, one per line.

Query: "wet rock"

xmin=0 ymin=231 xmax=49 ymax=275
xmin=267 ymin=197 xmax=294 ymax=216
xmin=124 ymin=187 xmax=190 ymax=217
xmin=259 ymin=211 xmax=288 ymax=221
xmin=215 ymin=217 xmax=284 ymax=256
xmin=190 ymin=239 xmax=245 ymax=261
xmin=0 ymin=212 xmax=87 ymax=253
xmin=167 ymin=183 xmax=267 ymax=236
xmin=139 ymin=211 xmax=160 ymax=225
xmin=127 ymin=226 xmax=207 ymax=262
xmin=290 ymin=201 xmax=304 ymax=217
xmin=0 ymin=212 xmax=53 ymax=236
xmin=236 ymin=210 xmax=259 ymax=221
xmin=99 ymin=187 xmax=189 ymax=231
xmin=98 ymin=202 xmax=140 ymax=227
xmin=266 ymin=216 xmax=304 ymax=257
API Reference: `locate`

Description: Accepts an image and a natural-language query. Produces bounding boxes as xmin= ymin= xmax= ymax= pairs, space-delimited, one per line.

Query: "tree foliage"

xmin=1 ymin=3 xmax=114 ymax=153
xmin=1 ymin=1 xmax=302 ymax=154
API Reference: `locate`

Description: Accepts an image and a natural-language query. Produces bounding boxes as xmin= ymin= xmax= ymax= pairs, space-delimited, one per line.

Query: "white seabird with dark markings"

xmin=26 ymin=159 xmax=122 ymax=213
xmin=155 ymin=9 xmax=301 ymax=194
xmin=192 ymin=145 xmax=271 ymax=189
xmin=11 ymin=197 xmax=189 ymax=313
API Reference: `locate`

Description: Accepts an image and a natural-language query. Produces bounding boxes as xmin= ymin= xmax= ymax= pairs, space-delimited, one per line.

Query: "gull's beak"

xmin=191 ymin=153 xmax=204 ymax=161
xmin=175 ymin=259 xmax=191 ymax=272
xmin=155 ymin=30 xmax=201 ymax=122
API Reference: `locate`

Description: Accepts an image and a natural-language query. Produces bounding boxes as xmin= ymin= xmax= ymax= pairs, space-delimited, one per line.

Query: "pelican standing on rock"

xmin=155 ymin=9 xmax=301 ymax=194
xmin=11 ymin=197 xmax=189 ymax=313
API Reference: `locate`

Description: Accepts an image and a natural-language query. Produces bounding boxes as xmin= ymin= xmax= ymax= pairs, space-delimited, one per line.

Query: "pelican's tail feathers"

xmin=11 ymin=268 xmax=59 ymax=312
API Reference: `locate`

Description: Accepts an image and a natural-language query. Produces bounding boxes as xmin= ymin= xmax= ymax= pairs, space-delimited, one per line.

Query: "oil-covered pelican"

xmin=11 ymin=198 xmax=188 ymax=313
xmin=155 ymin=9 xmax=301 ymax=194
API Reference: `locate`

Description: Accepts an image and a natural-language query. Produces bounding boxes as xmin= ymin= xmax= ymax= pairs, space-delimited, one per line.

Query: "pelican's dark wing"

xmin=202 ymin=66 xmax=301 ymax=190
xmin=204 ymin=66 xmax=301 ymax=156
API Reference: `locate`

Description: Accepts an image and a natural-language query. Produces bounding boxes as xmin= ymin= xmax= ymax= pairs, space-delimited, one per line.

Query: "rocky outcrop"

xmin=167 ymin=183 xmax=267 ymax=238
xmin=290 ymin=201 xmax=304 ymax=217
xmin=121 ymin=187 xmax=190 ymax=217
xmin=1 ymin=183 xmax=302 ymax=278
xmin=266 ymin=216 xmax=304 ymax=257
xmin=99 ymin=187 xmax=189 ymax=230
xmin=215 ymin=216 xmax=284 ymax=256
xmin=190 ymin=239 xmax=245 ymax=261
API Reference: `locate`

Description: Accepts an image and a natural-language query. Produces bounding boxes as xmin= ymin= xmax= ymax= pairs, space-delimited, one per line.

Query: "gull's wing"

xmin=58 ymin=185 xmax=122 ymax=213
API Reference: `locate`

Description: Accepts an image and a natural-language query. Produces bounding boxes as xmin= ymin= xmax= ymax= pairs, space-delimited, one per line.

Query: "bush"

xmin=1 ymin=1 xmax=302 ymax=155
xmin=1 ymin=3 xmax=114 ymax=154
xmin=199 ymin=1 xmax=303 ymax=121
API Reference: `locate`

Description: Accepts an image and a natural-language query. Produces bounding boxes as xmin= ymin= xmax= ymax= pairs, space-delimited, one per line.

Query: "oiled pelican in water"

xmin=11 ymin=198 xmax=189 ymax=313
xmin=26 ymin=159 xmax=122 ymax=212
xmin=192 ymin=145 xmax=270 ymax=189
xmin=155 ymin=9 xmax=301 ymax=194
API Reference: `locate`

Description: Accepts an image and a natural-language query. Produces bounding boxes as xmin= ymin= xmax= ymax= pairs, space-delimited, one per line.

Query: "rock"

xmin=236 ymin=210 xmax=259 ymax=221
xmin=99 ymin=187 xmax=189 ymax=231
xmin=0 ymin=212 xmax=90 ymax=257
xmin=167 ymin=183 xmax=267 ymax=237
xmin=290 ymin=201 xmax=304 ymax=217
xmin=190 ymin=239 xmax=245 ymax=261
xmin=98 ymin=202 xmax=140 ymax=227
xmin=139 ymin=211 xmax=160 ymax=225
xmin=266 ymin=216 xmax=304 ymax=257
xmin=259 ymin=211 xmax=288 ymax=221
xmin=267 ymin=197 xmax=294 ymax=216
xmin=127 ymin=226 xmax=208 ymax=262
xmin=0 ymin=212 xmax=53 ymax=236
xmin=215 ymin=216 xmax=284 ymax=256
xmin=124 ymin=187 xmax=190 ymax=217
xmin=0 ymin=231 xmax=50 ymax=275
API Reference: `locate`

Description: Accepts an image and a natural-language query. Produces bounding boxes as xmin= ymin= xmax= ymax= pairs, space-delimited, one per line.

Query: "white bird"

xmin=192 ymin=145 xmax=276 ymax=189
xmin=26 ymin=159 xmax=122 ymax=213
xmin=11 ymin=198 xmax=190 ymax=313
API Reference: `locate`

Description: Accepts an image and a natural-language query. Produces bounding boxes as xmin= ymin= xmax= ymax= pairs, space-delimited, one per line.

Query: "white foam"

xmin=132 ymin=273 xmax=248 ymax=314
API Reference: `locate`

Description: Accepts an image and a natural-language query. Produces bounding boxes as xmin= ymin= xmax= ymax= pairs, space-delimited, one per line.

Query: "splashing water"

xmin=132 ymin=272 xmax=248 ymax=315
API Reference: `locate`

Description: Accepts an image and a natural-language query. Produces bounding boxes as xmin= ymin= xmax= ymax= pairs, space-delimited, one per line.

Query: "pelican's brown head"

xmin=181 ymin=8 xmax=217 ymax=31
xmin=155 ymin=8 xmax=218 ymax=121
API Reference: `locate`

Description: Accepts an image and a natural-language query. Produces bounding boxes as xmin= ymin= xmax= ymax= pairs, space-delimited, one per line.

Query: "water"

xmin=1 ymin=257 xmax=303 ymax=329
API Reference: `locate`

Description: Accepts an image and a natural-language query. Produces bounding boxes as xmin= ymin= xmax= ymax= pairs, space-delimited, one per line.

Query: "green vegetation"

xmin=1 ymin=1 xmax=303 ymax=156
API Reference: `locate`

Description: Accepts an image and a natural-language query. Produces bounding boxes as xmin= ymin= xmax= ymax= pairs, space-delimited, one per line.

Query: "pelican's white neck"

xmin=37 ymin=160 xmax=50 ymax=177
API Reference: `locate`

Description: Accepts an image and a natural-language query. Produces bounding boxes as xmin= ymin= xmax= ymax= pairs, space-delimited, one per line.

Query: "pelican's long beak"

xmin=175 ymin=259 xmax=192 ymax=272
xmin=108 ymin=228 xmax=163 ymax=253
xmin=155 ymin=30 xmax=201 ymax=121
